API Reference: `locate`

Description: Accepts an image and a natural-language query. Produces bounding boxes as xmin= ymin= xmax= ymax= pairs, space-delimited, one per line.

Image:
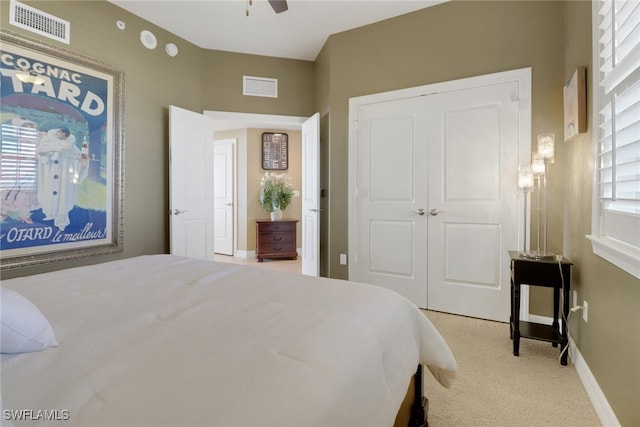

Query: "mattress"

xmin=1 ymin=255 xmax=456 ymax=426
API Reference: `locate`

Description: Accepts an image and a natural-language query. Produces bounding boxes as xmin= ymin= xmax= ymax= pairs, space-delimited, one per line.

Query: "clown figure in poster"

xmin=37 ymin=127 xmax=88 ymax=231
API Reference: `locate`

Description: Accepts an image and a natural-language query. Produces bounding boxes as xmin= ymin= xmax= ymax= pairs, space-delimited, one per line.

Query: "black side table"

xmin=509 ymin=251 xmax=573 ymax=365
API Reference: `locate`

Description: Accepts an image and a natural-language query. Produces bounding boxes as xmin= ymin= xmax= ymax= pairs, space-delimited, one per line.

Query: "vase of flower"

xmin=259 ymin=172 xmax=294 ymax=221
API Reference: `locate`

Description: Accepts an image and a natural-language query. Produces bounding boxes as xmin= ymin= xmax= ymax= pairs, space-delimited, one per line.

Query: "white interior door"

xmin=169 ymin=105 xmax=216 ymax=260
xmin=353 ymin=97 xmax=429 ymax=306
xmin=214 ymin=140 xmax=235 ymax=256
xmin=302 ymin=113 xmax=320 ymax=276
xmin=426 ymin=81 xmax=521 ymax=322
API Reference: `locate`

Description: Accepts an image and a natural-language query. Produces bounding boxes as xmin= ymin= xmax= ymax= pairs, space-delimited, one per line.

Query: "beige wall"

xmin=2 ymin=1 xmax=638 ymax=424
xmin=317 ymin=0 xmax=566 ymax=279
xmin=562 ymin=2 xmax=639 ymax=425
xmin=202 ymin=50 xmax=315 ymax=117
xmin=1 ymin=0 xmax=205 ymax=278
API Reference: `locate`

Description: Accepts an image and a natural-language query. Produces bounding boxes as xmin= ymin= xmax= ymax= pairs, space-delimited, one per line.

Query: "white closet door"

xmin=426 ymin=80 xmax=521 ymax=322
xmin=354 ymin=97 xmax=429 ymax=307
xmin=350 ymin=69 xmax=529 ymax=321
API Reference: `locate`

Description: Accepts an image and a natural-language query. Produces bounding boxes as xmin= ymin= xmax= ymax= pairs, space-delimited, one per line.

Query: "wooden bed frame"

xmin=395 ymin=365 xmax=428 ymax=427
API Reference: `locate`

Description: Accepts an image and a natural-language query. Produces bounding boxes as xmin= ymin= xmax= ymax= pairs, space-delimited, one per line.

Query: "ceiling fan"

xmin=268 ymin=0 xmax=288 ymax=14
xmin=246 ymin=0 xmax=288 ymax=16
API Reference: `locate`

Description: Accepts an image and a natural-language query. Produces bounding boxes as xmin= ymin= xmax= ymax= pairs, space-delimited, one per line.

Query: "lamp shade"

xmin=537 ymin=133 xmax=555 ymax=163
xmin=518 ymin=165 xmax=534 ymax=190
xmin=531 ymin=152 xmax=546 ymax=176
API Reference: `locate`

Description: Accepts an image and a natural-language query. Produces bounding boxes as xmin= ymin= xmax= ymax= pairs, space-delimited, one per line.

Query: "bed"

xmin=1 ymin=254 xmax=456 ymax=426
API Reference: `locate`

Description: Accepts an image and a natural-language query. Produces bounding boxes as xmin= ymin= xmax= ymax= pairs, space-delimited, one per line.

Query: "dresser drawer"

xmin=258 ymin=241 xmax=296 ymax=254
xmin=259 ymin=231 xmax=295 ymax=244
xmin=256 ymin=221 xmax=296 ymax=233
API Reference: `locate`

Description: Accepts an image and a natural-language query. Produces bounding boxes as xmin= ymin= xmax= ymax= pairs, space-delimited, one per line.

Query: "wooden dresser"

xmin=256 ymin=220 xmax=298 ymax=262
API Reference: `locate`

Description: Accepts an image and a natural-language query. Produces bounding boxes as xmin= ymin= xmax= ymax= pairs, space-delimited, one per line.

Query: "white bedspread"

xmin=1 ymin=255 xmax=456 ymax=426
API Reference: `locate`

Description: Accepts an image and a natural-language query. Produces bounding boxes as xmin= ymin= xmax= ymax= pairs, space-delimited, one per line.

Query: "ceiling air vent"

xmin=9 ymin=0 xmax=70 ymax=44
xmin=243 ymin=76 xmax=278 ymax=98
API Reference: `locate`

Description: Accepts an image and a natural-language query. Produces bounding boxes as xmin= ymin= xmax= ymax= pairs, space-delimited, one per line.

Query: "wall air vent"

xmin=9 ymin=0 xmax=70 ymax=44
xmin=243 ymin=76 xmax=278 ymax=98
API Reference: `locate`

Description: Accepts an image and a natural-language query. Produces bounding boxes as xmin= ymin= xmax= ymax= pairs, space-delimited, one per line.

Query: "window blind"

xmin=0 ymin=121 xmax=38 ymax=193
xmin=595 ymin=0 xmax=640 ymax=248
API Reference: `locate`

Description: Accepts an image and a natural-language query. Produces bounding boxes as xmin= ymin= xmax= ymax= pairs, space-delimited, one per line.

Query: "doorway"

xmin=213 ymin=139 xmax=235 ymax=256
xmin=204 ymin=111 xmax=320 ymax=276
xmin=348 ymin=68 xmax=531 ymax=322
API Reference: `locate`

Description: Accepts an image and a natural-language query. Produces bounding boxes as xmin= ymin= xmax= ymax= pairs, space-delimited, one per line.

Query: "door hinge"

xmin=515 ymin=97 xmax=528 ymax=111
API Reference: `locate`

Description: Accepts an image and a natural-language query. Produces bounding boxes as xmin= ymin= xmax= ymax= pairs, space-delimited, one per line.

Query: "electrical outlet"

xmin=340 ymin=254 xmax=347 ymax=265
xmin=583 ymin=301 xmax=588 ymax=322
xmin=573 ymin=290 xmax=578 ymax=307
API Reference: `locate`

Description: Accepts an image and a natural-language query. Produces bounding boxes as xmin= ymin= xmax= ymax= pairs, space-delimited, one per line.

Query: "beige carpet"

xmin=421 ymin=310 xmax=601 ymax=427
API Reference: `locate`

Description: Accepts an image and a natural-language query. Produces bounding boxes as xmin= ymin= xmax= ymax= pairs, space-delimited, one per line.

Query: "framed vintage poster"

xmin=0 ymin=30 xmax=124 ymax=269
xmin=563 ymin=66 xmax=587 ymax=142
xmin=262 ymin=132 xmax=288 ymax=170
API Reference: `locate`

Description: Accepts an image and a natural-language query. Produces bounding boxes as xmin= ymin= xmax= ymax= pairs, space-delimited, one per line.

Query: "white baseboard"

xmin=568 ymin=336 xmax=621 ymax=427
xmin=234 ymin=250 xmax=254 ymax=259
xmin=527 ymin=314 xmax=620 ymax=427
xmin=527 ymin=314 xmax=553 ymax=325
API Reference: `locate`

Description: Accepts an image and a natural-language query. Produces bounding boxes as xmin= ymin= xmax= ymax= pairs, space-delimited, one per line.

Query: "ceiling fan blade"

xmin=268 ymin=0 xmax=288 ymax=14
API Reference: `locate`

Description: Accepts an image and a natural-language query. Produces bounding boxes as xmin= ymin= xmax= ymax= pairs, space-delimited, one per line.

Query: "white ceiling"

xmin=108 ymin=0 xmax=446 ymax=61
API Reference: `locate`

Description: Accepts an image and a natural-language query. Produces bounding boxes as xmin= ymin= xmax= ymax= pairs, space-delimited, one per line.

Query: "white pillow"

xmin=1 ymin=287 xmax=58 ymax=354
